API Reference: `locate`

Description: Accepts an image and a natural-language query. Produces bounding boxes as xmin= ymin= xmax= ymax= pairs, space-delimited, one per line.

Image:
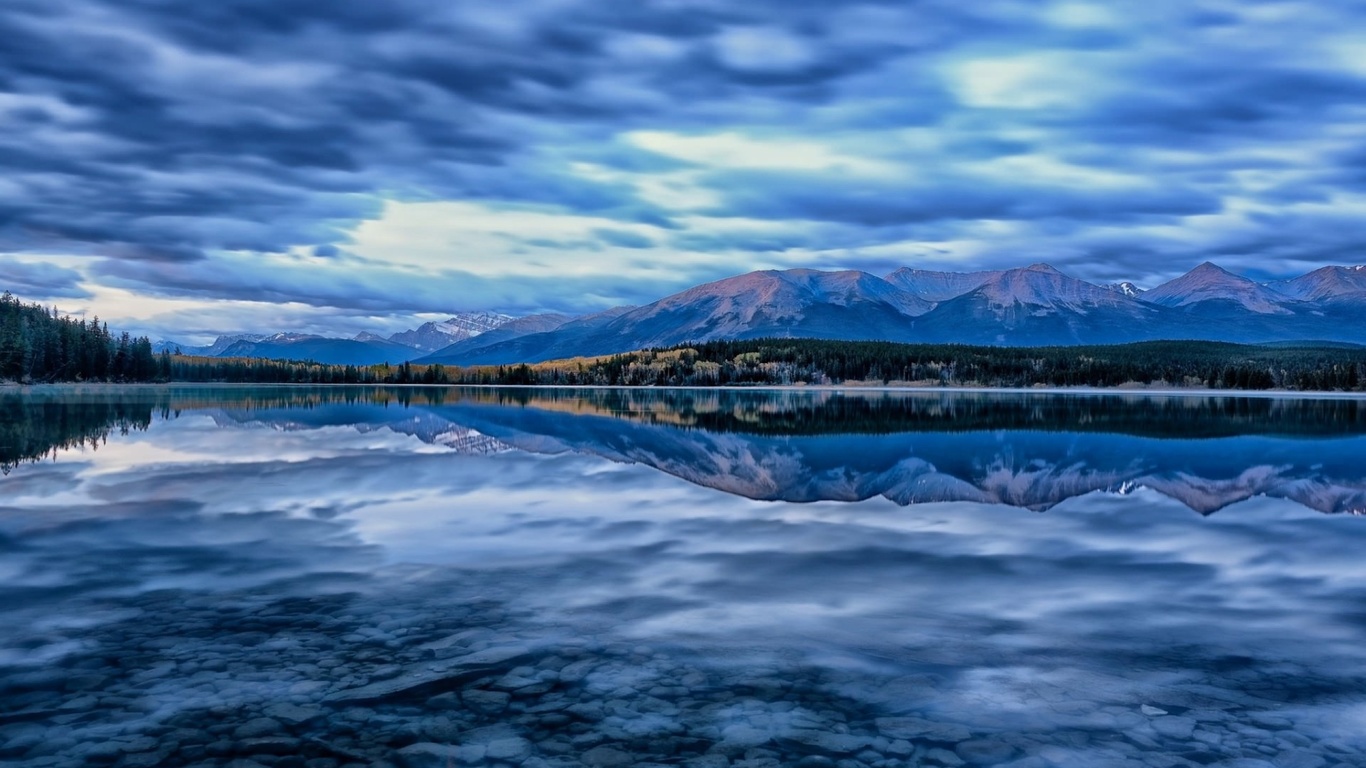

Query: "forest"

xmin=0 ymin=292 xmax=165 ymax=382
xmin=163 ymin=337 xmax=1366 ymax=391
xmin=438 ymin=338 xmax=1366 ymax=391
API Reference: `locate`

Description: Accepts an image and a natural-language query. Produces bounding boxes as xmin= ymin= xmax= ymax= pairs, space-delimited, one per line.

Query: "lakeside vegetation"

xmin=451 ymin=339 xmax=1366 ymax=391
xmin=163 ymin=338 xmax=1364 ymax=391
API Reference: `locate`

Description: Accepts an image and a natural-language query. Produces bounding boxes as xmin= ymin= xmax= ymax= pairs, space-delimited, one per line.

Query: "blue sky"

xmin=3 ymin=0 xmax=1365 ymax=340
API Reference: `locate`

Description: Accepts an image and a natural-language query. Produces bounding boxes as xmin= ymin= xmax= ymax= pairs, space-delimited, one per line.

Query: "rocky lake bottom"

xmin=3 ymin=387 xmax=1366 ymax=768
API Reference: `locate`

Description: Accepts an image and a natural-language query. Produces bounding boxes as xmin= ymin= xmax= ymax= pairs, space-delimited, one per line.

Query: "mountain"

xmin=1143 ymin=262 xmax=1298 ymax=315
xmin=218 ymin=335 xmax=420 ymax=366
xmin=884 ymin=267 xmax=1001 ymax=301
xmin=417 ymin=262 xmax=1366 ymax=364
xmin=157 ymin=261 xmax=1366 ymax=366
xmin=419 ymin=269 xmax=934 ymax=366
xmin=418 ymin=308 xmax=636 ymax=366
xmin=418 ymin=312 xmax=577 ymax=362
xmin=1267 ymin=265 xmax=1366 ymax=301
xmin=1106 ymin=281 xmax=1144 ymax=298
xmin=153 ymin=334 xmax=265 ymax=356
xmin=1133 ymin=262 xmax=1366 ymax=343
xmin=154 ymin=312 xmax=519 ymax=362
xmin=387 ymin=311 xmax=516 ymax=352
xmin=897 ymin=264 xmax=1178 ymax=345
xmin=616 ymin=269 xmax=934 ymax=342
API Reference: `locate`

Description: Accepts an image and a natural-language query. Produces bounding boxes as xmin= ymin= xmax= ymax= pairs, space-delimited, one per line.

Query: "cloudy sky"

xmin=4 ymin=1 xmax=1366 ymax=340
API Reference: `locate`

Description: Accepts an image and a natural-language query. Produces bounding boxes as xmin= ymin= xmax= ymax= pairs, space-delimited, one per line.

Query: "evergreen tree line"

xmin=163 ymin=338 xmax=1366 ymax=391
xmin=167 ymin=357 xmax=454 ymax=384
xmin=447 ymin=339 xmax=1366 ymax=391
xmin=0 ymin=292 xmax=166 ymax=382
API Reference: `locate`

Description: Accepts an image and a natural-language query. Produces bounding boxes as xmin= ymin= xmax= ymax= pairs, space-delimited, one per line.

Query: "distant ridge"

xmin=415 ymin=261 xmax=1366 ymax=365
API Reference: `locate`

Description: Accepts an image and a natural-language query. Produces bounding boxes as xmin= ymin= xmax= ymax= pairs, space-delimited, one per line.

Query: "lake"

xmin=3 ymin=386 xmax=1366 ymax=768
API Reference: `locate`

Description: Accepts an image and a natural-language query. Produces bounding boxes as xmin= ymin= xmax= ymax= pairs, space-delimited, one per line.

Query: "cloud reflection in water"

xmin=2 ymin=386 xmax=1366 ymax=766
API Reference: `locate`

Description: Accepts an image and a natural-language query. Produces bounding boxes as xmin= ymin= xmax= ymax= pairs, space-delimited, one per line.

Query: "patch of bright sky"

xmin=1043 ymin=2 xmax=1119 ymax=29
xmin=946 ymin=52 xmax=1109 ymax=110
xmin=626 ymin=130 xmax=893 ymax=175
xmin=82 ymin=284 xmax=388 ymax=343
xmin=1327 ymin=35 xmax=1366 ymax=76
xmin=972 ymin=155 xmax=1152 ymax=189
xmin=348 ymin=200 xmax=687 ymax=277
xmin=569 ymin=160 xmax=720 ymax=210
xmin=712 ymin=26 xmax=815 ymax=73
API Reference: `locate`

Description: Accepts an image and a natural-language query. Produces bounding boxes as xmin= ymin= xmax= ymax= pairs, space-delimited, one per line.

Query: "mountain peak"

xmin=1190 ymin=261 xmax=1233 ymax=276
xmin=1106 ymin=281 xmax=1144 ymax=298
xmin=971 ymin=263 xmax=1128 ymax=310
xmin=884 ymin=266 xmax=1003 ymax=302
xmin=1145 ymin=262 xmax=1293 ymax=314
xmin=387 ymin=311 xmax=517 ymax=352
xmin=1267 ymin=264 xmax=1366 ymax=301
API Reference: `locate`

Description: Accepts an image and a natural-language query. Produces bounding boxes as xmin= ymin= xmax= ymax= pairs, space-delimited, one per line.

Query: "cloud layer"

xmin=4 ymin=1 xmax=1366 ymax=336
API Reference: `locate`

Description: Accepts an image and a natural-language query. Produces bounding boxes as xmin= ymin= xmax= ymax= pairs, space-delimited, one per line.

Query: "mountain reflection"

xmin=9 ymin=386 xmax=1366 ymax=515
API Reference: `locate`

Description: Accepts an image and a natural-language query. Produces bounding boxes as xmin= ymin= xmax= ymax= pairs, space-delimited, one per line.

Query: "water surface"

xmin=3 ymin=386 xmax=1366 ymax=768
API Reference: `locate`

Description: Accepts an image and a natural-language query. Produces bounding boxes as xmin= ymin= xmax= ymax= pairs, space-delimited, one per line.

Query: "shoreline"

xmin=8 ymin=380 xmax=1366 ymax=400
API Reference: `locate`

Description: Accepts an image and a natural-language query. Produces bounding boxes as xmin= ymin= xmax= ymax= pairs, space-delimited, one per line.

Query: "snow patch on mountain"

xmin=1106 ymin=281 xmax=1144 ymax=298
xmin=387 ymin=312 xmax=517 ymax=351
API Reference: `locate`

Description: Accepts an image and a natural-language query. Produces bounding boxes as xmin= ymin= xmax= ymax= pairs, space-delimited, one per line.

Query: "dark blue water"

xmin=2 ymin=386 xmax=1366 ymax=768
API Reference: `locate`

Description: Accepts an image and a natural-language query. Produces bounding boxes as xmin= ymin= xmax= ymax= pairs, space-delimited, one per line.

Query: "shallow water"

xmin=2 ymin=386 xmax=1366 ymax=768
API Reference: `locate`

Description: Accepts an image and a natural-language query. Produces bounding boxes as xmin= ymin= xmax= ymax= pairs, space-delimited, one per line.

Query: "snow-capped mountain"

xmin=153 ymin=312 xmax=520 ymax=364
xmin=387 ymin=312 xmax=516 ymax=352
xmin=1106 ymin=281 xmax=1144 ymax=298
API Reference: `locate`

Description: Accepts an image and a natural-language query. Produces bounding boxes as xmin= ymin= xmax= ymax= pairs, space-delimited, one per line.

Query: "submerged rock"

xmin=324 ymin=645 xmax=534 ymax=704
xmin=875 ymin=716 xmax=971 ymax=743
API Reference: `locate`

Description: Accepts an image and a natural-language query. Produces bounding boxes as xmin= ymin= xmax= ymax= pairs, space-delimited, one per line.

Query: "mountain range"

xmin=156 ymin=262 xmax=1366 ymax=366
xmin=417 ymin=261 xmax=1366 ymax=366
xmin=155 ymin=311 xmax=516 ymax=366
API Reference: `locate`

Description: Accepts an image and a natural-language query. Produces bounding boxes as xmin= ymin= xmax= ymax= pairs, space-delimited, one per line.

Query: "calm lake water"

xmin=3 ymin=386 xmax=1366 ymax=768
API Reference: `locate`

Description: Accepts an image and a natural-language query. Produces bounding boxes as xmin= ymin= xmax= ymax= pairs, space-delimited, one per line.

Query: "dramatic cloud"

xmin=0 ymin=257 xmax=90 ymax=300
xmin=3 ymin=0 xmax=1366 ymax=336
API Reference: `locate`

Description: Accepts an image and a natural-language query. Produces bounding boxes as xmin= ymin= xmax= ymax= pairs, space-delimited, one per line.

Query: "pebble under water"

xmin=3 ymin=386 xmax=1366 ymax=768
